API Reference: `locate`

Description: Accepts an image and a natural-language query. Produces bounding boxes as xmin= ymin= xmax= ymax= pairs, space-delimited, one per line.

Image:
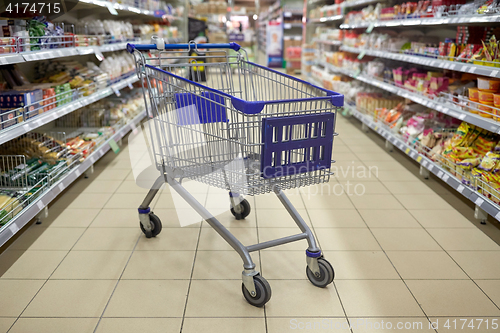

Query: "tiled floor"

xmin=2 ymin=93 xmax=500 ymax=333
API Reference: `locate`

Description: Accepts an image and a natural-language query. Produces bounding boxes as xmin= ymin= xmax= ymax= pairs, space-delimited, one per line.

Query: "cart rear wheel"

xmin=140 ymin=213 xmax=162 ymax=238
xmin=242 ymin=275 xmax=271 ymax=307
xmin=231 ymin=199 xmax=251 ymax=220
xmin=306 ymin=258 xmax=334 ymax=288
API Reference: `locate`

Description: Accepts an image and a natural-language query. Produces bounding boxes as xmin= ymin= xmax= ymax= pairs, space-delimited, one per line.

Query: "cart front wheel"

xmin=140 ymin=213 xmax=162 ymax=238
xmin=306 ymin=258 xmax=335 ymax=288
xmin=242 ymin=275 xmax=271 ymax=307
xmin=231 ymin=199 xmax=251 ymax=220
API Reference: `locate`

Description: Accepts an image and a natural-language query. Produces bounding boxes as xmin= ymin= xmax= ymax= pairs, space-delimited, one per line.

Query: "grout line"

xmin=254 ymin=196 xmax=269 ymax=333
xmin=178 ymin=190 xmax=208 ymax=333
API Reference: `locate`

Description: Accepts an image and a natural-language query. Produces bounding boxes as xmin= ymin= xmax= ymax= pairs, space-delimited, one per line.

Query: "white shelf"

xmin=349 ymin=108 xmax=500 ymax=223
xmin=341 ymin=0 xmax=384 ymax=8
xmin=320 ymin=61 xmax=500 ymax=134
xmin=309 ymin=15 xmax=343 ymax=23
xmin=341 ymin=46 xmax=500 ymax=79
xmin=79 ymin=0 xmax=159 ymax=17
xmin=340 ymin=13 xmax=500 ymax=29
xmin=314 ymin=40 xmax=342 ymax=46
xmin=0 ymin=110 xmax=146 ymax=248
xmin=0 ymin=75 xmax=139 ymax=146
xmin=284 ymin=23 xmax=303 ymax=29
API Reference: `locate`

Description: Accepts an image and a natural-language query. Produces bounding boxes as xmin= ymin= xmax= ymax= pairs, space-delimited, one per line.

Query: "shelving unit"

xmin=0 ymin=0 xmax=187 ymax=247
xmin=309 ymin=15 xmax=343 ymax=23
xmin=0 ymin=110 xmax=146 ymax=248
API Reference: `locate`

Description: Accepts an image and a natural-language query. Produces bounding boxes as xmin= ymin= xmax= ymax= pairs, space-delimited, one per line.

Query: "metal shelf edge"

xmin=341 ymin=46 xmax=500 ymax=79
xmin=0 ymin=110 xmax=146 ymax=249
xmin=0 ymin=76 xmax=139 ymax=145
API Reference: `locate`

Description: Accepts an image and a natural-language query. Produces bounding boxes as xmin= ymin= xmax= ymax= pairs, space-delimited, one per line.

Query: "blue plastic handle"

xmin=127 ymin=42 xmax=241 ymax=53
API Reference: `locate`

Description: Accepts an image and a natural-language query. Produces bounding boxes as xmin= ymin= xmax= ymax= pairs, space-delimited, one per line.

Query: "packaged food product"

xmin=457 ymin=157 xmax=481 ymax=169
xmin=452 ymin=146 xmax=477 ymax=159
xmin=450 ymin=122 xmax=470 ymax=147
xmin=479 ymin=91 xmax=494 ymax=104
xmin=473 ymin=135 xmax=497 ymax=155
xmin=478 ymin=103 xmax=494 ymax=117
xmin=494 ymin=93 xmax=500 ymax=108
xmin=478 ymin=152 xmax=500 ymax=171
xmin=469 ymin=87 xmax=479 ymax=102
xmin=477 ymin=77 xmax=500 ymax=93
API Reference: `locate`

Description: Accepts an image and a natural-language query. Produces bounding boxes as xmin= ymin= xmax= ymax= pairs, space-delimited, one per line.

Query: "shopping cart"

xmin=127 ymin=40 xmax=343 ymax=307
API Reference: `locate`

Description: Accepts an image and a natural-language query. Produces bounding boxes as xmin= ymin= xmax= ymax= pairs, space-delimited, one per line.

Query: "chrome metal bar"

xmin=246 ymin=233 xmax=308 ymax=252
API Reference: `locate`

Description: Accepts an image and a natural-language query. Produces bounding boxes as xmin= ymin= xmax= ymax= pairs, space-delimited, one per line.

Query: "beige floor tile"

xmin=68 ymin=180 xmax=122 ymax=194
xmin=95 ymin=318 xmax=181 ymax=333
xmin=65 ymin=193 xmax=114 ymax=210
xmin=260 ymin=251 xmax=308 ymax=280
xmin=375 ymin=170 xmax=421 ymax=182
xmin=475 ymin=280 xmax=500 ymax=308
xmin=316 ymin=228 xmax=381 ymax=251
xmin=333 ymin=166 xmax=381 ymax=182
xmin=154 ymin=191 xmax=192 ymax=209
xmin=23 ymin=280 xmax=116 ymax=317
xmin=349 ymin=145 xmax=387 ymax=154
xmin=90 ymin=209 xmax=139 ymax=228
xmin=394 ymin=194 xmax=455 ymax=210
xmin=265 ymin=280 xmax=344 ymax=317
xmin=9 ymin=227 xmax=85 ymax=251
xmin=0 ymin=250 xmax=66 ymax=279
xmin=406 ymin=280 xmax=500 ymax=316
xmin=122 ymin=250 xmax=195 ymax=279
xmin=256 ymin=209 xmax=311 ymax=228
xmin=104 ymin=280 xmax=189 ymax=317
xmin=0 ymin=280 xmax=44 ymax=317
xmin=427 ymin=228 xmax=500 ymax=251
xmin=371 ymin=228 xmax=441 ymax=251
xmin=0 ymin=318 xmax=15 ymax=332
xmin=51 ymin=251 xmax=130 ymax=279
xmin=192 ymin=250 xmax=259 ymax=280
xmin=332 ymin=159 xmax=366 ymax=169
xmin=45 ymin=208 xmax=100 ymax=228
xmin=198 ymin=227 xmax=256 ymax=251
xmin=332 ymin=152 xmax=361 ymax=162
xmin=335 ymin=280 xmax=424 ymax=317
xmin=428 ymin=317 xmax=500 ymax=332
xmin=361 ymin=160 xmax=409 ymax=171
xmin=184 ymin=280 xmax=265 ymax=317
xmin=383 ymin=181 xmax=435 ymax=195
xmin=135 ymin=228 xmax=200 ymax=251
xmin=324 ymin=251 xmax=400 ymax=279
xmin=115 ymin=180 xmax=155 ymax=194
xmin=358 ymin=210 xmax=421 ymax=228
xmin=409 ymin=210 xmax=474 ymax=228
xmin=350 ymin=318 xmax=434 ymax=333
xmin=94 ymin=169 xmax=130 ymax=181
xmin=183 ymin=318 xmax=266 ymax=333
xmin=333 ymin=145 xmax=352 ymax=153
xmin=268 ymin=318 xmax=351 ymax=333
xmin=300 ymin=182 xmax=346 ymax=197
xmin=205 ymin=193 xmax=234 ymax=210
xmin=254 ymin=193 xmax=305 ymax=210
xmin=308 ymin=209 xmax=366 ymax=228
xmin=9 ymin=318 xmax=98 ymax=333
xmin=386 ymin=251 xmax=468 ymax=279
xmin=353 ymin=152 xmax=396 ymax=161
xmin=302 ymin=194 xmax=355 ymax=210
xmin=73 ymin=228 xmax=140 ymax=251
xmin=98 ymin=156 xmax=134 ymax=170
xmin=201 ymin=210 xmax=255 ymax=229
xmin=338 ymin=181 xmax=390 ymax=195
xmin=350 ymin=194 xmax=405 ymax=210
xmin=448 ymin=251 xmax=500 ymax=279
xmin=104 ymin=193 xmax=148 ymax=209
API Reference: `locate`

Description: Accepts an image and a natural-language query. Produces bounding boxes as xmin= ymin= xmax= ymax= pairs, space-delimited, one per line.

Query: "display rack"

xmin=341 ymin=0 xmax=383 ymax=8
xmin=339 ymin=13 xmax=500 ymax=29
xmin=320 ymin=62 xmax=500 ymax=134
xmin=0 ymin=110 xmax=146 ymax=248
xmin=0 ymin=75 xmax=139 ymax=146
xmin=341 ymin=46 xmax=500 ymax=79
xmin=309 ymin=15 xmax=343 ymax=23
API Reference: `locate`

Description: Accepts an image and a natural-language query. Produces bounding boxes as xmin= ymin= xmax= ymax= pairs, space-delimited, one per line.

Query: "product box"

xmin=9 ymin=89 xmax=43 ymax=119
xmin=0 ymin=108 xmax=20 ymax=129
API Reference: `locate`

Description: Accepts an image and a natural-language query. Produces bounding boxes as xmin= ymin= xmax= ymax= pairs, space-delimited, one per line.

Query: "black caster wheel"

xmin=242 ymin=275 xmax=272 ymax=307
xmin=231 ymin=199 xmax=251 ymax=220
xmin=140 ymin=213 xmax=162 ymax=238
xmin=306 ymin=258 xmax=335 ymax=288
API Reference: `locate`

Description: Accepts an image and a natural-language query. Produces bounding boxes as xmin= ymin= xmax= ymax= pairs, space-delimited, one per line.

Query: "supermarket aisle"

xmin=2 ymin=87 xmax=500 ymax=333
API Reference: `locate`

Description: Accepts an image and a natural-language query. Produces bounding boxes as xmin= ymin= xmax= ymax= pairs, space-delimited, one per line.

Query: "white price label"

xmin=458 ymin=113 xmax=466 ymax=120
xmin=58 ymin=183 xmax=65 ymax=191
xmin=457 ymin=185 xmax=464 ymax=193
xmin=9 ymin=223 xmax=20 ymax=235
xmin=36 ymin=200 xmax=44 ymax=209
xmin=468 ymin=67 xmax=476 ymax=73
xmin=442 ymin=174 xmax=449 ymax=182
xmin=106 ymin=2 xmax=119 ymax=15
xmin=437 ymin=171 xmax=444 ymax=178
xmin=428 ymin=164 xmax=434 ymax=171
xmin=112 ymin=87 xmax=121 ymax=97
xmin=284 ymin=23 xmax=292 ymax=29
xmin=491 ymin=70 xmax=499 ymax=77
xmin=495 ymin=211 xmax=500 ymax=220
xmin=422 ymin=160 xmax=428 ymax=168
xmin=475 ymin=197 xmax=484 ymax=207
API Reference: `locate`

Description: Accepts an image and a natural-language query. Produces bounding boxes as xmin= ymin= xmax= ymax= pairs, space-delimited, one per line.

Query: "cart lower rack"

xmin=128 ymin=40 xmax=343 ymax=307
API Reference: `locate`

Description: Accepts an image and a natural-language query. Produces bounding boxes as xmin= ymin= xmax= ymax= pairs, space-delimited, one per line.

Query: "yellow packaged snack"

xmin=450 ymin=122 xmax=470 ymax=147
xmin=478 ymin=152 xmax=500 ymax=171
